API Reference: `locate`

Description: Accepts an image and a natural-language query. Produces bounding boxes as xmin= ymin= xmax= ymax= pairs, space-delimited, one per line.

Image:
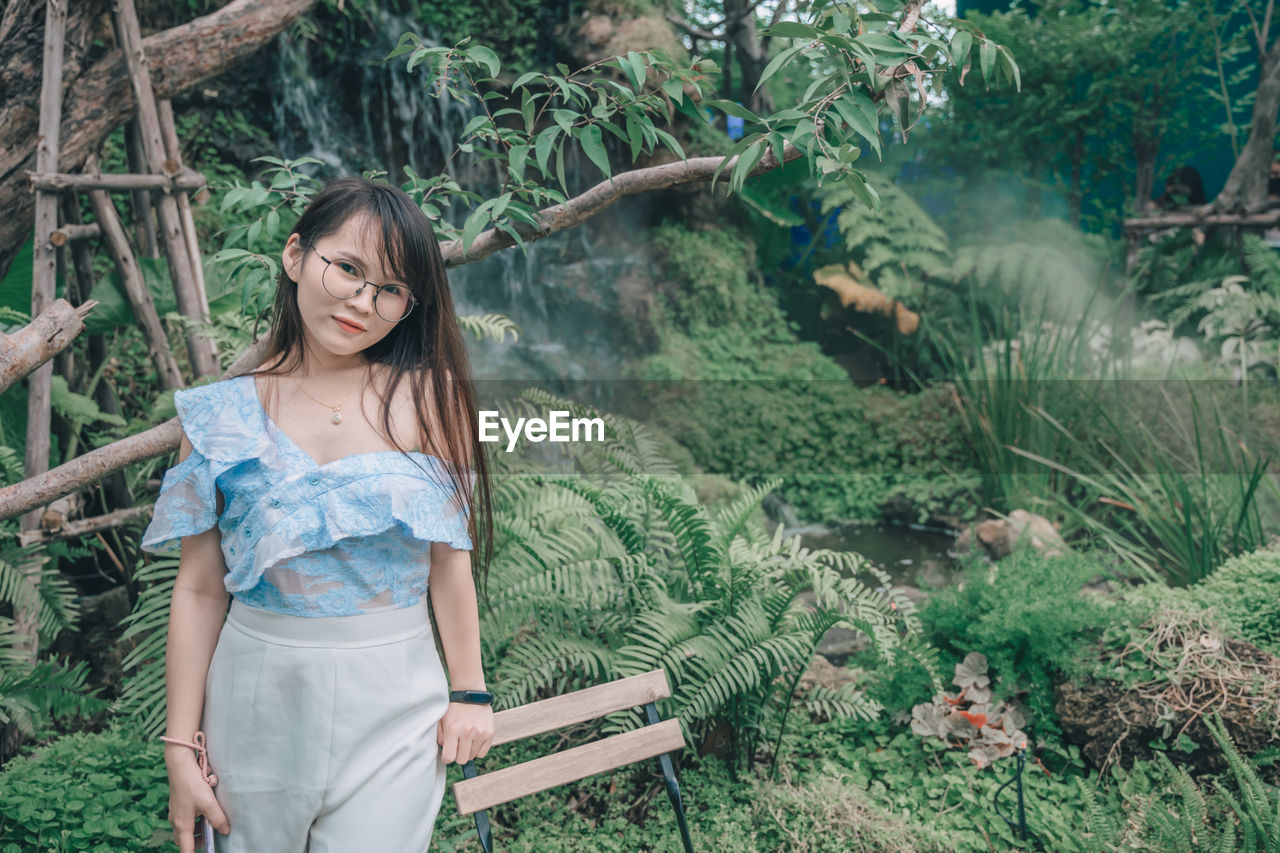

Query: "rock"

xmin=969 ymin=509 xmax=1067 ymax=560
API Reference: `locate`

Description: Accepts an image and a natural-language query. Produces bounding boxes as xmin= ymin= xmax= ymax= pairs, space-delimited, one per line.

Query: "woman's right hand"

xmin=166 ymin=755 xmax=230 ymax=853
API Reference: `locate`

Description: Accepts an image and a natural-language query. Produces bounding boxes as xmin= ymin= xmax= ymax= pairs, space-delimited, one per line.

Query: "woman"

xmin=141 ymin=176 xmax=494 ymax=853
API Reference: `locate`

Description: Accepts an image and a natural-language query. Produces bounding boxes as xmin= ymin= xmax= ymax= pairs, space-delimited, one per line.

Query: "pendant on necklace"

xmin=331 ymin=411 xmax=343 ymax=425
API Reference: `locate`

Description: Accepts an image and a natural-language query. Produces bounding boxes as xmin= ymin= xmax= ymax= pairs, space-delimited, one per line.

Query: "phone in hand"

xmin=195 ymin=814 xmax=216 ymax=852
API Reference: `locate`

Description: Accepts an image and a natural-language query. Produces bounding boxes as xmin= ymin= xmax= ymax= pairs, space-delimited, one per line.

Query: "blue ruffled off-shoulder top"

xmin=139 ymin=374 xmax=474 ymax=617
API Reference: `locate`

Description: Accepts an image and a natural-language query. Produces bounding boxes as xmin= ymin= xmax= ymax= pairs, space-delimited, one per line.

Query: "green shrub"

xmin=0 ymin=721 xmax=173 ymax=852
xmin=651 ymin=223 xmax=785 ymax=333
xmin=1106 ymin=540 xmax=1280 ymax=657
xmin=631 ymin=372 xmax=978 ymax=524
xmin=1191 ymin=541 xmax=1280 ymax=654
xmin=919 ymin=546 xmax=1120 ymax=734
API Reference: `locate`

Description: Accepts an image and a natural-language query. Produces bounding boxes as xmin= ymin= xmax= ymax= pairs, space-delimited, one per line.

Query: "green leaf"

xmin=535 ymin=125 xmax=559 ymax=175
xmin=843 ymin=170 xmax=881 ymax=209
xmin=730 ymin=140 xmax=767 ymax=192
xmin=832 ymin=92 xmax=882 ymax=157
xmin=652 ymin=127 xmax=685 ymax=160
xmin=661 ymin=77 xmax=685 ymax=106
xmin=951 ymin=31 xmax=972 ymax=68
xmin=756 ymin=44 xmax=805 ymax=93
xmin=576 ymin=123 xmax=611 ymax=179
xmin=491 ymin=191 xmax=513 ymax=219
xmin=705 ymin=99 xmax=762 ymax=123
xmin=710 ymin=133 xmax=759 ymax=191
xmin=219 ymin=186 xmax=245 ymax=213
xmin=996 ymin=44 xmax=1020 ymax=91
xmin=466 ymin=45 xmax=501 ymax=79
xmin=552 ymin=109 xmax=577 ymax=135
xmin=623 ymin=51 xmax=647 ymax=91
xmin=508 ymin=143 xmax=529 ymax=182
xmin=462 ymin=114 xmax=491 ymax=138
xmin=854 ymin=31 xmax=918 ymax=56
xmin=511 ymin=70 xmax=542 ymax=89
xmin=980 ymin=39 xmax=995 ymax=84
xmin=625 ymin=115 xmax=645 ymax=160
xmin=520 ymin=89 xmax=536 ymax=133
xmin=461 ymin=206 xmax=490 ymax=255
xmin=765 ymin=21 xmax=819 ymax=39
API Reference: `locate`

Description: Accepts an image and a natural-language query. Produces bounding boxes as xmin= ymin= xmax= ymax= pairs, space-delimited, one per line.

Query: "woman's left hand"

xmin=437 ymin=701 xmax=495 ymax=765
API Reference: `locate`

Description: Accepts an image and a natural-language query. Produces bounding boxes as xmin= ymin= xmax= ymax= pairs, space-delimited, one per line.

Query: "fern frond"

xmin=712 ymin=477 xmax=783 ymax=552
xmin=456 ymin=312 xmax=520 ymax=344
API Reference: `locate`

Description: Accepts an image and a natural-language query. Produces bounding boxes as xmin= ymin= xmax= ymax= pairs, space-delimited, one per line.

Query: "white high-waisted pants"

xmin=201 ymin=597 xmax=450 ymax=852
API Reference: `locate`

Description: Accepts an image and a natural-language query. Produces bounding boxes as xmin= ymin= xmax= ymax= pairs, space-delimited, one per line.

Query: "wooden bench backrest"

xmin=453 ymin=669 xmax=684 ymax=815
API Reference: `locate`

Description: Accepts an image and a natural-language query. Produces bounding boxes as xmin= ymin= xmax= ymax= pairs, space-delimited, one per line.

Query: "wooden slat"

xmin=490 ymin=670 xmax=671 ymax=747
xmin=27 ymin=169 xmax=205 ymax=192
xmin=453 ymin=718 xmax=685 ymax=815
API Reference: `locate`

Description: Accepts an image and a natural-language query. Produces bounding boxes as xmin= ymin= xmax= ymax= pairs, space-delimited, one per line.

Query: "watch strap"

xmin=449 ymin=689 xmax=494 ymax=705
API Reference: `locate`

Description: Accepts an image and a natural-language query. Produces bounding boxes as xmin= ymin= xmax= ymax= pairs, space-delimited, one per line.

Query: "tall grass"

xmin=929 ymin=280 xmax=1278 ymax=585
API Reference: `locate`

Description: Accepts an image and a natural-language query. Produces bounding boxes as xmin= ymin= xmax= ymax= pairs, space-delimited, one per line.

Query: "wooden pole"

xmin=26 ymin=168 xmax=206 ymax=192
xmin=49 ymin=222 xmax=101 ymax=246
xmin=157 ymin=98 xmax=216 ymax=358
xmin=123 ymin=117 xmax=159 ymax=258
xmin=63 ymin=192 xmax=135 ymax=516
xmin=18 ymin=0 xmax=70 ymax=658
xmin=84 ymin=153 xmax=185 ymax=392
xmin=110 ymin=0 xmax=219 ymax=379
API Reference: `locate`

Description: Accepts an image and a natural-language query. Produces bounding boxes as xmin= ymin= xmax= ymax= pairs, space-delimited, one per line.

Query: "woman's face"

xmin=281 ymin=212 xmax=409 ymax=358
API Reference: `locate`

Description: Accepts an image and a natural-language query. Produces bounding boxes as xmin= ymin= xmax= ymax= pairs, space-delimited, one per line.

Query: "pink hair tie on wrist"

xmin=159 ymin=731 xmax=219 ymax=787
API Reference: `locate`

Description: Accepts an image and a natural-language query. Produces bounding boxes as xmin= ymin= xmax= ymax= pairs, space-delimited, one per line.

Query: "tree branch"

xmin=440 ymin=139 xmax=806 ymax=267
xmin=665 ymin=9 xmax=722 ymax=42
xmin=897 ymin=0 xmax=925 ymax=35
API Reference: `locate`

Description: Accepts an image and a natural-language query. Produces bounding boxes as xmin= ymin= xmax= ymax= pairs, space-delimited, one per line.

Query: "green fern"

xmin=816 ymin=174 xmax=951 ymax=304
xmin=112 ymin=556 xmax=180 ymax=736
xmin=0 ymin=545 xmax=79 ymax=642
xmin=1204 ymin=715 xmax=1280 ymax=850
xmin=0 ymin=540 xmax=96 ymax=738
xmin=455 ymin=311 xmax=521 ymax=344
xmin=479 ymin=389 xmax=931 ymax=775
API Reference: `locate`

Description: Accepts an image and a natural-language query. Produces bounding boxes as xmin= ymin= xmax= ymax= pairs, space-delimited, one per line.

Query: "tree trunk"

xmin=724 ymin=0 xmax=774 ymax=116
xmin=0 ymin=0 xmax=317 ymax=283
xmin=1215 ymin=42 xmax=1280 ymax=213
xmin=1132 ymin=138 xmax=1159 ymax=218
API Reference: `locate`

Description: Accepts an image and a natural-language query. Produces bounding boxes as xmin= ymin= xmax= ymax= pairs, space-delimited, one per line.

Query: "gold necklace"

xmin=288 ymin=368 xmax=362 ymax=426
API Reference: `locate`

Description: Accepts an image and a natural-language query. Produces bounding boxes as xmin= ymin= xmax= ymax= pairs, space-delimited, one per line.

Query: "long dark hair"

xmin=243 ymin=176 xmax=492 ymax=604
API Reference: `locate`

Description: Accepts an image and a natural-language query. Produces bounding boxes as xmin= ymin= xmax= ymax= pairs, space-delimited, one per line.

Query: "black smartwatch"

xmin=449 ymin=689 xmax=494 ymax=705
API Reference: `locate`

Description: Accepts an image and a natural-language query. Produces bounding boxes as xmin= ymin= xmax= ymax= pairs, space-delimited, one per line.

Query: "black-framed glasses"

xmin=313 ymin=250 xmax=418 ymax=323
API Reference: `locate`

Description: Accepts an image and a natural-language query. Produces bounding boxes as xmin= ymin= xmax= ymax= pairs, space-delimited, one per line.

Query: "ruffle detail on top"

xmin=220 ymin=466 xmax=474 ymax=594
xmin=139 ymin=380 xmax=276 ymax=555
